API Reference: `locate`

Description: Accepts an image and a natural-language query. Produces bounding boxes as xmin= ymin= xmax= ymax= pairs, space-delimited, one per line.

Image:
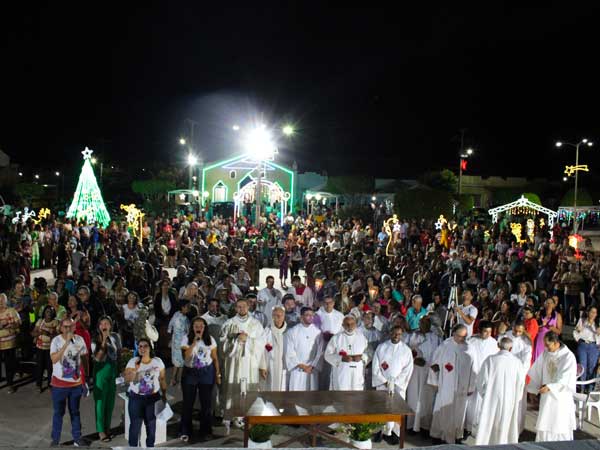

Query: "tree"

xmin=14 ymin=183 xmax=45 ymax=204
xmin=457 ymin=194 xmax=474 ymax=214
xmin=131 ymin=179 xmax=176 ymax=215
xmin=560 ymin=188 xmax=593 ymax=206
xmin=522 ymin=192 xmax=541 ymax=205
xmin=421 ymin=169 xmax=458 ymax=194
xmin=394 ymin=188 xmax=453 ymax=219
xmin=66 ymin=148 xmax=111 ymax=227
xmin=323 ymin=175 xmax=375 ymax=206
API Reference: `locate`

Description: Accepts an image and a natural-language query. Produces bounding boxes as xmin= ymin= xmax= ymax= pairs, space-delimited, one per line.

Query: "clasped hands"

xmin=341 ymin=354 xmax=362 ymax=363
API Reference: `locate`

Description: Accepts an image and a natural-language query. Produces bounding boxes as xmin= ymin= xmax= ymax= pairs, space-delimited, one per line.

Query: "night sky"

xmin=2 ymin=3 xmax=600 ymax=180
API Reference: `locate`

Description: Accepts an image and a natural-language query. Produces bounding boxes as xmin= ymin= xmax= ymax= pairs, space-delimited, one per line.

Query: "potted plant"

xmin=348 ymin=422 xmax=382 ymax=450
xmin=248 ymin=424 xmax=279 ymax=448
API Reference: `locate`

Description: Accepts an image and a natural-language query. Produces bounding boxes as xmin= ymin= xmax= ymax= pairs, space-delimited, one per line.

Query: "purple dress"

xmin=533 ymin=314 xmax=557 ymax=361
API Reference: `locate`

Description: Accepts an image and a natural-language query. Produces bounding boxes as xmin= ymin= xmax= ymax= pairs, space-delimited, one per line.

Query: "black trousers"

xmin=36 ymin=348 xmax=53 ymax=387
xmin=180 ymin=381 xmax=213 ymax=437
xmin=0 ymin=347 xmax=17 ymax=386
xmin=291 ymin=260 xmax=301 ymax=277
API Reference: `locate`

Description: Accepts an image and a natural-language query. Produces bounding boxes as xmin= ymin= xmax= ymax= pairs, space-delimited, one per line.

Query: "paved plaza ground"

xmin=1 ymin=268 xmax=600 ymax=448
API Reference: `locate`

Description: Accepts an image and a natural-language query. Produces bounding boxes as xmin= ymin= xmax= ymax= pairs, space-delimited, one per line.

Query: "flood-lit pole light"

xmin=283 ymin=124 xmax=295 ymax=136
xmin=179 ymin=138 xmax=186 ymax=145
xmin=232 ymin=124 xmax=240 ymax=131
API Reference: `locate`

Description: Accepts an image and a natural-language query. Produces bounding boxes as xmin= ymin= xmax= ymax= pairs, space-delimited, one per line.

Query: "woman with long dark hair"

xmin=574 ymin=305 xmax=600 ymax=389
xmin=32 ymin=305 xmax=59 ymax=392
xmin=179 ymin=317 xmax=220 ymax=442
xmin=124 ymin=337 xmax=167 ymax=447
xmin=153 ymin=280 xmax=177 ymax=362
xmin=92 ymin=316 xmax=122 ymax=442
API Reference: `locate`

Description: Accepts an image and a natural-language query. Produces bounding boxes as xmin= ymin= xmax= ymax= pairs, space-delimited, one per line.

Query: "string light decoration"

xmin=489 ymin=195 xmax=557 ymax=230
xmin=434 ymin=214 xmax=448 ymax=230
xmin=568 ymin=233 xmax=584 ymax=259
xmin=120 ymin=203 xmax=145 ymax=241
xmin=384 ymin=214 xmax=399 ymax=256
xmin=564 ymin=164 xmax=589 ymax=177
xmin=510 ymin=223 xmax=525 ymax=244
xmin=526 ymin=218 xmax=535 ymax=242
xmin=12 ymin=207 xmax=36 ymax=224
xmin=66 ymin=147 xmax=111 ymax=227
xmin=32 ymin=208 xmax=51 ymax=225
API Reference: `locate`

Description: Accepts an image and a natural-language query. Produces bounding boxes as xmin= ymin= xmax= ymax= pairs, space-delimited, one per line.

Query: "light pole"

xmin=187 ymin=153 xmax=198 ymax=190
xmin=458 ymin=147 xmax=474 ymax=196
xmin=242 ymin=125 xmax=278 ymax=227
xmin=556 ymin=138 xmax=593 ymax=233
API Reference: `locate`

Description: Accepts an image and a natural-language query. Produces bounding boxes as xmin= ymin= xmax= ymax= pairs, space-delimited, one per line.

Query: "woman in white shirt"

xmin=124 ymin=338 xmax=167 ymax=448
xmin=574 ymin=306 xmax=600 ymax=391
xmin=178 ymin=317 xmax=221 ymax=442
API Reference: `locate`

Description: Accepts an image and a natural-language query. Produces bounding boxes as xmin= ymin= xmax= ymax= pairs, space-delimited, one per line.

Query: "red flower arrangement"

xmin=265 ymin=343 xmax=273 ymax=352
xmin=339 ymin=350 xmax=348 ymax=357
xmin=381 ymin=361 xmax=389 ymax=370
xmin=444 ymin=363 xmax=454 ymax=372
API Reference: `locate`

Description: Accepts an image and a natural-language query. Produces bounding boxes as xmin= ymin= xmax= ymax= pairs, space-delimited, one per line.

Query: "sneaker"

xmin=73 ymin=439 xmax=88 ymax=447
xmin=179 ymin=435 xmax=189 ymax=443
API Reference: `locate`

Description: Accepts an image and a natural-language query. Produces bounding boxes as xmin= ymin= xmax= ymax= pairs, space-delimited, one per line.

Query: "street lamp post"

xmin=458 ymin=147 xmax=474 ymax=197
xmin=556 ymin=138 xmax=594 ymax=233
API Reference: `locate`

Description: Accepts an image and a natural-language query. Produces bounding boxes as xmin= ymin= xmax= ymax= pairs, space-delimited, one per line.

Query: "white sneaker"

xmin=179 ymin=435 xmax=189 ymax=443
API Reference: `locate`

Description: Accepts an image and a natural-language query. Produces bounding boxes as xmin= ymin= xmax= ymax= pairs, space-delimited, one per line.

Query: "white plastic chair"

xmin=573 ymin=377 xmax=600 ymax=429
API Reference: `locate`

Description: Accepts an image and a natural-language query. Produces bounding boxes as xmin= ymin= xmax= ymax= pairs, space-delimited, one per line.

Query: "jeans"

xmin=180 ymin=379 xmax=213 ymax=437
xmin=51 ymin=385 xmax=83 ymax=443
xmin=128 ymin=392 xmax=160 ymax=447
xmin=577 ymin=341 xmax=600 ymax=389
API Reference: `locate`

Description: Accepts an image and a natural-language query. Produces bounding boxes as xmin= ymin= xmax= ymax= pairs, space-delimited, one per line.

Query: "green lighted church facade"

xmin=201 ymin=154 xmax=296 ymax=218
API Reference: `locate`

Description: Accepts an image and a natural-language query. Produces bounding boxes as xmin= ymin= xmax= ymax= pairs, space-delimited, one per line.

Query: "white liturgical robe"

xmin=466 ymin=335 xmax=498 ymax=434
xmin=527 ymin=344 xmax=577 ymax=442
xmin=499 ymin=331 xmax=532 ymax=433
xmin=475 ymin=350 xmax=525 ymax=445
xmin=257 ymin=287 xmax=282 ymax=322
xmin=372 ymin=339 xmax=414 ymax=437
xmin=406 ymin=331 xmax=443 ymax=431
xmin=219 ymin=314 xmax=264 ymax=408
xmin=325 ymin=330 xmax=370 ymax=391
xmin=259 ymin=322 xmax=288 ymax=391
xmin=315 ymin=308 xmax=344 ymax=389
xmin=285 ymin=323 xmax=324 ymax=391
xmin=428 ymin=338 xmax=476 ymax=444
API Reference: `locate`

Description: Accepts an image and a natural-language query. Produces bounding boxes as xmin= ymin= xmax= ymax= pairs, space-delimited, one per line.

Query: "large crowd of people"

xmin=0 ymin=209 xmax=595 ymax=446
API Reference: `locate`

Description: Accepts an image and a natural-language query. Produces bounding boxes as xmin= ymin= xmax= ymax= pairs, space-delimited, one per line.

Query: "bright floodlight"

xmin=588 ymin=141 xmax=594 ymax=147
xmin=466 ymin=148 xmax=474 ymax=155
xmin=35 ymin=174 xmax=40 ymax=179
xmin=283 ymin=124 xmax=294 ymax=136
xmin=555 ymin=141 xmax=563 ymax=148
xmin=232 ymin=124 xmax=240 ymax=131
xmin=563 ymin=176 xmax=568 ymax=181
xmin=55 ymin=171 xmax=60 ymax=176
xmin=18 ymin=172 xmax=23 ymax=176
xmin=583 ymin=138 xmax=588 ymax=143
xmin=179 ymin=138 xmax=186 ymax=145
xmin=187 ymin=154 xmax=198 ymax=166
xmin=371 ymin=195 xmax=377 ymax=201
xmin=243 ymin=126 xmax=277 ymax=161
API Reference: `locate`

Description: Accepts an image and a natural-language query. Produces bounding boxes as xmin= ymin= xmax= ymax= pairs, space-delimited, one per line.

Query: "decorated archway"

xmin=233 ymin=179 xmax=291 ymax=224
xmin=488 ymin=195 xmax=558 ymax=241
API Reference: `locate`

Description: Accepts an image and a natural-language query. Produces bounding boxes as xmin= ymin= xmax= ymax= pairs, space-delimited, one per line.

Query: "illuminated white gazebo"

xmin=488 ymin=195 xmax=558 ymax=228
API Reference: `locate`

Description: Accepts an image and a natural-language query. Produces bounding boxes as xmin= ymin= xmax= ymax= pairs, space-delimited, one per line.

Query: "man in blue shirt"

xmin=406 ymin=295 xmax=427 ymax=331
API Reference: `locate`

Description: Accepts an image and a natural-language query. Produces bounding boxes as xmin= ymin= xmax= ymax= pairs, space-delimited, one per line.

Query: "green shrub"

xmin=349 ymin=422 xmax=383 ymax=441
xmin=249 ymin=424 xmax=279 ymax=443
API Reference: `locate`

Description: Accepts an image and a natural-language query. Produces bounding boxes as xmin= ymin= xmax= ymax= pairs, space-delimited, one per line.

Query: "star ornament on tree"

xmin=81 ymin=147 xmax=94 ymax=160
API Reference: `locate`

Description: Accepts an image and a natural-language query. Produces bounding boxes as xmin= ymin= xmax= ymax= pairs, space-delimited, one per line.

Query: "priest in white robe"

xmin=325 ymin=315 xmax=370 ymax=390
xmin=259 ymin=306 xmax=288 ymax=391
xmin=315 ymin=295 xmax=344 ymax=389
xmin=499 ymin=320 xmax=532 ymax=433
xmin=465 ymin=320 xmax=498 ymax=436
xmin=372 ymin=325 xmax=414 ymax=446
xmin=475 ymin=337 xmax=525 ymax=445
xmin=220 ymin=298 xmax=265 ymax=410
xmin=285 ymin=307 xmax=324 ymax=391
xmin=527 ymin=331 xmax=577 ymax=442
xmin=428 ymin=324 xmax=476 ymax=444
xmin=406 ymin=316 xmax=443 ymax=432
xmin=359 ymin=311 xmax=382 ymax=389
xmin=257 ymin=275 xmax=282 ymax=323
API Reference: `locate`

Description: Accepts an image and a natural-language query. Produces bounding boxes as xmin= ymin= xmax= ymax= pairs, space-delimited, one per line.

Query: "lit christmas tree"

xmin=66 ymin=147 xmax=111 ymax=227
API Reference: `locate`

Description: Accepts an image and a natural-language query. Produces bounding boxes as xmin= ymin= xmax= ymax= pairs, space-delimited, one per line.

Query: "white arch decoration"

xmin=233 ymin=179 xmax=291 ymax=225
